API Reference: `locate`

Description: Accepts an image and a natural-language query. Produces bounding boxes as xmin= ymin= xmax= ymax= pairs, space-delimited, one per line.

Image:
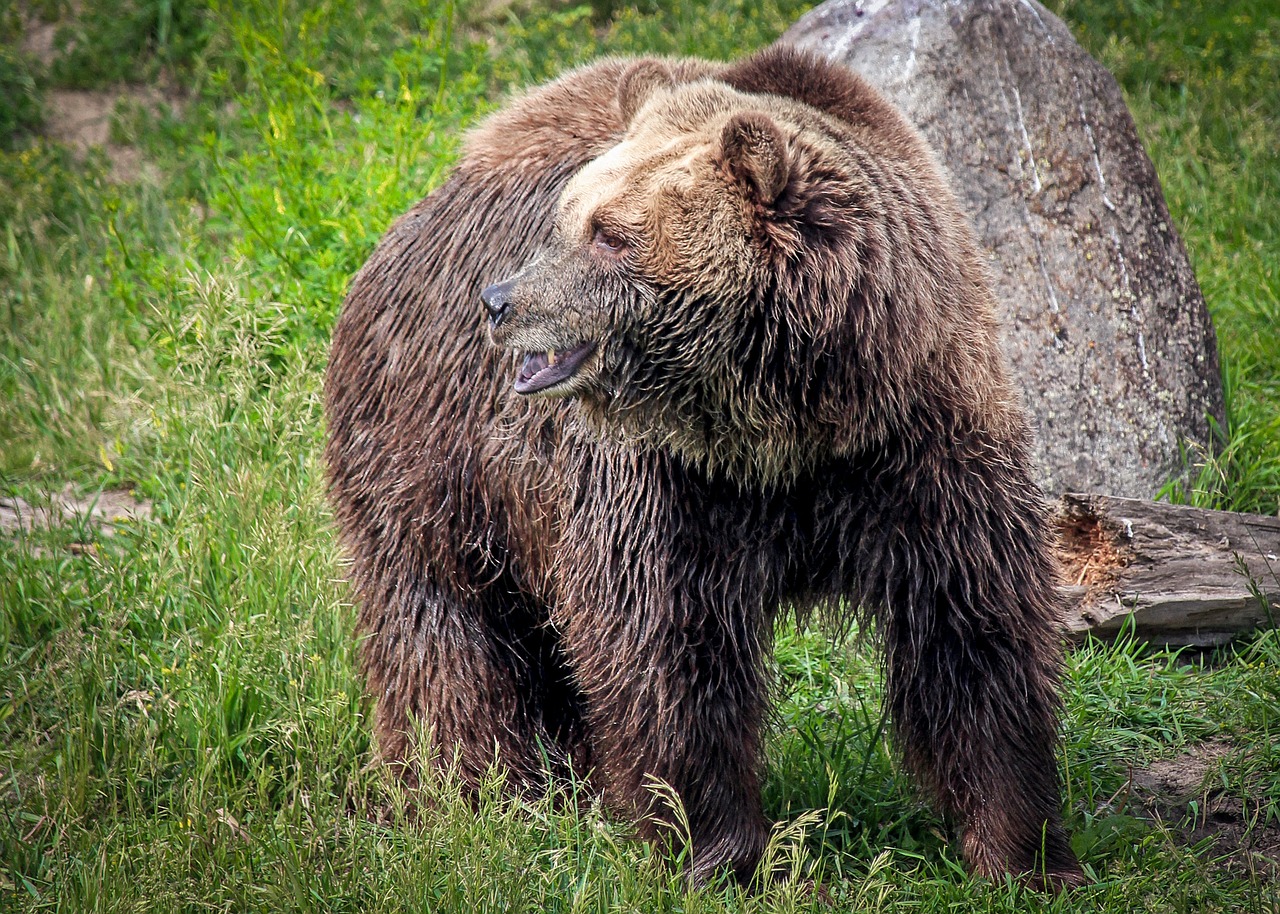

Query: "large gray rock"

xmin=782 ymin=0 xmax=1224 ymax=498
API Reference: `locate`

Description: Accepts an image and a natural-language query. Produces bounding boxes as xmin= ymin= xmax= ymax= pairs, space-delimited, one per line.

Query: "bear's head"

xmin=482 ymin=60 xmax=982 ymax=479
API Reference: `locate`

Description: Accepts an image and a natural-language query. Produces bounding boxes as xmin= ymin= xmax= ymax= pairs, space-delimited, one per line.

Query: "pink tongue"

xmin=513 ymin=343 xmax=596 ymax=395
xmin=515 ymin=351 xmax=563 ymax=395
xmin=520 ymin=351 xmax=549 ymax=379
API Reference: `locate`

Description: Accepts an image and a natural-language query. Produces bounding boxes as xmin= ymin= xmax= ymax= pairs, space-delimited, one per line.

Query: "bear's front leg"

xmin=871 ymin=437 xmax=1085 ymax=889
xmin=357 ymin=563 xmax=589 ymax=798
xmin=555 ymin=448 xmax=775 ymax=884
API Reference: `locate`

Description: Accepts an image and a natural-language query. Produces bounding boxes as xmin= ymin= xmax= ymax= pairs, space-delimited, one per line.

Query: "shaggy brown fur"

xmin=325 ymin=46 xmax=1083 ymax=889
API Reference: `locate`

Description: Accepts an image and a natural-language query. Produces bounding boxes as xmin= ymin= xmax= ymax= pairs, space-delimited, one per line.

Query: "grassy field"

xmin=1 ymin=0 xmax=1278 ymax=910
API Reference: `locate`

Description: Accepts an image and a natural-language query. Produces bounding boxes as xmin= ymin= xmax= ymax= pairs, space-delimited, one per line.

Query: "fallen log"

xmin=1055 ymin=493 xmax=1280 ymax=646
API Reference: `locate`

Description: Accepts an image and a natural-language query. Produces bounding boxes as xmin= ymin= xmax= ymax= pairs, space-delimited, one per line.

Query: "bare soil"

xmin=20 ymin=7 xmax=181 ymax=182
xmin=1131 ymin=740 xmax=1280 ymax=880
xmin=1 ymin=485 xmax=152 ymax=545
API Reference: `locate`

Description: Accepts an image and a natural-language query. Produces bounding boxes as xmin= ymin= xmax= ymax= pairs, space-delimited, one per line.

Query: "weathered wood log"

xmin=1056 ymin=494 xmax=1280 ymax=646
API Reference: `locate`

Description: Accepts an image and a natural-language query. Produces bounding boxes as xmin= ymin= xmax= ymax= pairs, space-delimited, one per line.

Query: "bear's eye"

xmin=592 ymin=227 xmax=628 ymax=257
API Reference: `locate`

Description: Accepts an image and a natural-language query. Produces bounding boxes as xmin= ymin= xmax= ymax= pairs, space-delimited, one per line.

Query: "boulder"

xmin=781 ymin=0 xmax=1225 ymax=498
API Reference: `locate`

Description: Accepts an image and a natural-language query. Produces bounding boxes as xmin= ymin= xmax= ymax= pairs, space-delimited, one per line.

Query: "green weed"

xmin=0 ymin=45 xmax=42 ymax=148
xmin=46 ymin=0 xmax=213 ymax=88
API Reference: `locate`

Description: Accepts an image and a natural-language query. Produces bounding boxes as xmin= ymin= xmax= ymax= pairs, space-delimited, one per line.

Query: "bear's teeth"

xmin=547 ymin=349 xmax=557 ymax=366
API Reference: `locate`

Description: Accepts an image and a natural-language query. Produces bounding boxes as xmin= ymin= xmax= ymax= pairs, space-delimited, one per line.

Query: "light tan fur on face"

xmin=487 ymin=84 xmax=768 ymax=402
xmin=559 ymin=81 xmax=779 ymax=297
xmin=491 ymin=68 xmax=1022 ymax=483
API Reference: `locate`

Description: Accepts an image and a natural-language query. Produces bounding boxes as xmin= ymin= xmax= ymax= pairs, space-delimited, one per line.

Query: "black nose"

xmin=480 ymin=279 xmax=515 ymax=327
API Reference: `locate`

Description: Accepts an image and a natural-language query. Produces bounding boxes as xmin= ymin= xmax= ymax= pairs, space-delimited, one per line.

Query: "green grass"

xmin=2 ymin=0 xmax=1279 ymax=910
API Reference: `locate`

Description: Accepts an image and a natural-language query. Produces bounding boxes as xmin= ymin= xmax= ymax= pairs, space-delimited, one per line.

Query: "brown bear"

xmin=324 ymin=45 xmax=1084 ymax=889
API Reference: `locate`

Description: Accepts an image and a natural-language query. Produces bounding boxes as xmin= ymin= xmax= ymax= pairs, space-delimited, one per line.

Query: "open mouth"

xmin=514 ymin=341 xmax=597 ymax=395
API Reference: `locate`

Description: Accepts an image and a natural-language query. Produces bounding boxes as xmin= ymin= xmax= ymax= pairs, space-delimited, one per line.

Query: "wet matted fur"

xmin=324 ymin=46 xmax=1083 ymax=888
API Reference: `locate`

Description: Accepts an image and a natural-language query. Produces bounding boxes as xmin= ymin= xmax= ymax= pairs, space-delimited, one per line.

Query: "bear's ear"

xmin=720 ymin=112 xmax=790 ymax=206
xmin=617 ymin=60 xmax=675 ymax=125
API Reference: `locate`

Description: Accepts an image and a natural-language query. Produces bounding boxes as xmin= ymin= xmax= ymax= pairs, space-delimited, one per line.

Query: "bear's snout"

xmin=480 ymin=278 xmax=517 ymax=328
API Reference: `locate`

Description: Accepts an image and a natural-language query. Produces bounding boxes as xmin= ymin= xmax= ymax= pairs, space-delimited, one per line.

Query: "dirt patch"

xmin=1129 ymin=741 xmax=1280 ymax=880
xmin=1181 ymin=794 xmax=1280 ymax=882
xmin=1131 ymin=739 xmax=1233 ymax=803
xmin=19 ymin=7 xmax=183 ymax=182
xmin=38 ymin=86 xmax=176 ymax=182
xmin=20 ymin=12 xmax=58 ymax=65
xmin=41 ymin=88 xmax=114 ymax=148
xmin=1 ymin=485 xmax=152 ymax=548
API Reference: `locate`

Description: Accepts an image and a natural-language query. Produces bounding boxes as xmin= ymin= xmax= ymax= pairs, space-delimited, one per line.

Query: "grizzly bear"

xmin=325 ymin=46 xmax=1084 ymax=888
